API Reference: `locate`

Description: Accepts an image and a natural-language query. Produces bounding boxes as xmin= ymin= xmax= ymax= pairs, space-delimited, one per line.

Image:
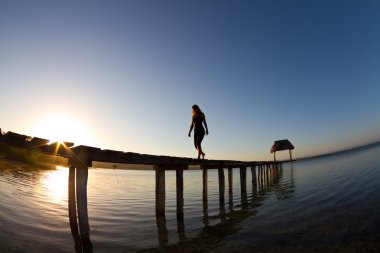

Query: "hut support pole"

xmin=289 ymin=149 xmax=293 ymax=162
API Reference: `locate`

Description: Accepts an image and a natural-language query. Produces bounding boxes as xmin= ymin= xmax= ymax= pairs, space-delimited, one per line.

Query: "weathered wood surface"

xmin=0 ymin=130 xmax=281 ymax=169
xmin=51 ymin=143 xmax=279 ymax=169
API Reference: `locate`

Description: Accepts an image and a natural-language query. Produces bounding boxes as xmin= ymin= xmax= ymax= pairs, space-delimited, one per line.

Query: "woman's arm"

xmin=188 ymin=120 xmax=194 ymax=137
xmin=203 ymin=117 xmax=209 ymax=135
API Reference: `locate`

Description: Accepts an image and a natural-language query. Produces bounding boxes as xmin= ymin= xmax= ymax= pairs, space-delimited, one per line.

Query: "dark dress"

xmin=193 ymin=114 xmax=205 ymax=149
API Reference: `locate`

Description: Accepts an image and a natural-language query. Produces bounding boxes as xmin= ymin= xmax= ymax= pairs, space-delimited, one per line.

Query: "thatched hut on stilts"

xmin=270 ymin=139 xmax=295 ymax=162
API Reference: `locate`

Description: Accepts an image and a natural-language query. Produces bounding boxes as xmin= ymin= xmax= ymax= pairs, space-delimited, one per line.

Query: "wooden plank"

xmin=200 ymin=164 xmax=219 ymax=170
xmin=92 ymin=150 xmax=126 ymax=163
xmin=38 ymin=142 xmax=74 ymax=157
xmin=71 ymin=145 xmax=101 ymax=153
xmin=155 ymin=164 xmax=188 ymax=170
xmin=70 ymin=145 xmax=101 ymax=167
xmin=123 ymin=153 xmax=200 ymax=166
xmin=27 ymin=137 xmax=50 ymax=148
xmin=1 ymin=131 xmax=30 ymax=147
xmin=2 ymin=131 xmax=283 ymax=170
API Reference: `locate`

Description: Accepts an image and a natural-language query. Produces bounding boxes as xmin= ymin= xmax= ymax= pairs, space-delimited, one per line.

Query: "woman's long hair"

xmin=192 ymin=104 xmax=206 ymax=120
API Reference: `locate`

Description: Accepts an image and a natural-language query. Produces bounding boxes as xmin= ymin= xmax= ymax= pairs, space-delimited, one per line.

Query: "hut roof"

xmin=270 ymin=139 xmax=294 ymax=153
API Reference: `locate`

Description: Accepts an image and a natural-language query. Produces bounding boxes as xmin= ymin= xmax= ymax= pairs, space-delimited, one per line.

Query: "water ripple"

xmin=1 ymin=144 xmax=380 ymax=252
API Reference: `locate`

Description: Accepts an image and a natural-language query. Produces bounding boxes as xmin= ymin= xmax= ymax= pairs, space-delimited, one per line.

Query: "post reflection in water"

xmin=155 ymin=213 xmax=168 ymax=247
xmin=177 ymin=214 xmax=187 ymax=242
xmin=202 ymin=198 xmax=209 ymax=227
xmin=68 ymin=162 xmax=287 ymax=252
xmin=149 ymin=163 xmax=287 ymax=251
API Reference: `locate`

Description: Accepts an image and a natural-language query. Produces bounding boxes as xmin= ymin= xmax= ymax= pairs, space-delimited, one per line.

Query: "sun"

xmin=29 ymin=112 xmax=93 ymax=145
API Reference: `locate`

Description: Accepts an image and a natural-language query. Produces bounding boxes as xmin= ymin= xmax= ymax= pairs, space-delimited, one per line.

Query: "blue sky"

xmin=1 ymin=0 xmax=379 ymax=161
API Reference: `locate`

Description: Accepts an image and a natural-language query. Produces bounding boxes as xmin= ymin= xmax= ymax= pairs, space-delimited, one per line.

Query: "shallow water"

xmin=1 ymin=144 xmax=380 ymax=252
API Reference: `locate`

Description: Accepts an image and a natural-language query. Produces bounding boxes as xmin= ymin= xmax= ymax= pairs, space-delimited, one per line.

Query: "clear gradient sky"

xmin=1 ymin=0 xmax=379 ymax=161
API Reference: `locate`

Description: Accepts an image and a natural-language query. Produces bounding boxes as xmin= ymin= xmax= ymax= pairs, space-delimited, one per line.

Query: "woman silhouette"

xmin=188 ymin=104 xmax=209 ymax=159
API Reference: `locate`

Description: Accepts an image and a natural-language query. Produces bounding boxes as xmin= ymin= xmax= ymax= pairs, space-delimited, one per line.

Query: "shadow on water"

xmin=136 ymin=163 xmax=294 ymax=253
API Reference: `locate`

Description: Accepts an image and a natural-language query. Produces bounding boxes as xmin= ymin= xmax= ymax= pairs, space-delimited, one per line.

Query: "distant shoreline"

xmin=293 ymin=140 xmax=380 ymax=162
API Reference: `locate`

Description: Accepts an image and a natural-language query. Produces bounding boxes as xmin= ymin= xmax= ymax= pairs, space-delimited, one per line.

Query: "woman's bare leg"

xmin=198 ymin=145 xmax=205 ymax=159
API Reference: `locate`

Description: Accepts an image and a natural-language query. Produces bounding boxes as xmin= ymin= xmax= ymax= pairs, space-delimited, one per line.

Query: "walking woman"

xmin=188 ymin=104 xmax=209 ymax=159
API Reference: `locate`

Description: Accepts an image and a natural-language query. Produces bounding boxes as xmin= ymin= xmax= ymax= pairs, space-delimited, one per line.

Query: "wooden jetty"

xmin=0 ymin=130 xmax=283 ymax=244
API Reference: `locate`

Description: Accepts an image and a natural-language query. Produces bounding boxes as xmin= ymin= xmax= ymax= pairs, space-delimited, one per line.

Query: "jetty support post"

xmin=202 ymin=167 xmax=208 ymax=202
xmin=261 ymin=165 xmax=265 ymax=186
xmin=156 ymin=213 xmax=168 ymax=247
xmin=176 ymin=166 xmax=186 ymax=222
xmin=270 ymin=163 xmax=274 ymax=182
xmin=228 ymin=166 xmax=233 ymax=194
xmin=218 ymin=165 xmax=225 ymax=202
xmin=155 ymin=165 xmax=166 ymax=217
xmin=240 ymin=166 xmax=247 ymax=193
xmin=256 ymin=165 xmax=260 ymax=187
xmin=76 ymin=163 xmax=90 ymax=241
xmin=68 ymin=164 xmax=80 ymax=246
xmin=227 ymin=166 xmax=233 ymax=211
xmin=153 ymin=164 xmax=170 ymax=247
xmin=175 ymin=165 xmax=187 ymax=241
xmin=68 ymin=146 xmax=95 ymax=242
xmin=251 ymin=163 xmax=257 ymax=186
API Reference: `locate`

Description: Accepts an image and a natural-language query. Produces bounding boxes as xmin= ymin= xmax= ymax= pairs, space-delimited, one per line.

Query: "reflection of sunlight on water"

xmin=42 ymin=166 xmax=68 ymax=205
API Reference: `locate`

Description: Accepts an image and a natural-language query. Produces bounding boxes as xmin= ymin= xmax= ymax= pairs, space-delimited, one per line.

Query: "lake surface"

xmin=1 ymin=144 xmax=380 ymax=252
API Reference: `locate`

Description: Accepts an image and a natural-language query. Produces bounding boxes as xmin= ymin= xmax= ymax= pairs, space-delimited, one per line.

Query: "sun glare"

xmin=29 ymin=112 xmax=94 ymax=145
xmin=42 ymin=166 xmax=69 ymax=204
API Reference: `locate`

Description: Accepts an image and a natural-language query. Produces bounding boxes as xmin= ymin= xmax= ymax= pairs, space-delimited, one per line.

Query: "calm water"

xmin=1 ymin=144 xmax=380 ymax=253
